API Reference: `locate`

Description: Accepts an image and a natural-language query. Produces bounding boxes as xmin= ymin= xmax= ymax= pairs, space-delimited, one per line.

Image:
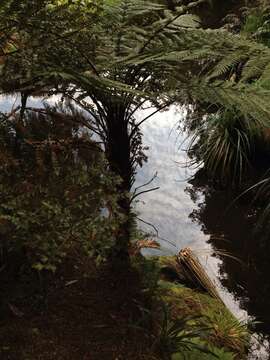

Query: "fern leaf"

xmin=208 ymin=52 xmax=247 ymax=80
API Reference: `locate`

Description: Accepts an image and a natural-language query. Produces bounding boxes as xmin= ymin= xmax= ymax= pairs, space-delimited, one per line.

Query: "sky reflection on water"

xmin=135 ymin=106 xmax=247 ymax=319
xmin=3 ymin=94 xmax=270 ymax=357
xmin=0 ymin=96 xmax=249 ymax=319
xmin=136 ymin=106 xmax=205 ymax=251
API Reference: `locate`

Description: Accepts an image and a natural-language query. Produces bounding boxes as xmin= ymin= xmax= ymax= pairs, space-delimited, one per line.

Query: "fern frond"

xmin=240 ymin=55 xmax=270 ymax=82
xmin=179 ymin=79 xmax=270 ymax=128
xmin=207 ymin=51 xmax=247 ymax=80
xmin=170 ymin=14 xmax=202 ymax=29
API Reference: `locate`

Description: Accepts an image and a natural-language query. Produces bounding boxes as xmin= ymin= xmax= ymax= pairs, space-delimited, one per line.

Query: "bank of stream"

xmin=136 ymin=106 xmax=270 ymax=359
xmin=0 ymin=96 xmax=269 ymax=358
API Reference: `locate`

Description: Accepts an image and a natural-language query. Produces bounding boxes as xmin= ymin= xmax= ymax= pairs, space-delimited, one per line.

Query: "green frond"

xmin=258 ymin=63 xmax=270 ymax=87
xmin=240 ymin=55 xmax=270 ymax=82
xmin=43 ymin=69 xmax=148 ymax=97
xmin=207 ymin=51 xmax=247 ymax=80
xmin=181 ymin=79 xmax=270 ymax=128
xmin=2 ymin=0 xmax=270 ymax=147
xmin=171 ymin=14 xmax=202 ymax=29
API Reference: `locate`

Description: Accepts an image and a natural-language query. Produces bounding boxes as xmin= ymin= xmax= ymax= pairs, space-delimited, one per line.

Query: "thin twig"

xmin=136 ymin=217 xmax=177 ymax=248
xmin=125 ymin=99 xmax=147 ymax=122
xmin=129 ymin=102 xmax=172 ymax=139
xmin=133 ymin=172 xmax=158 ymax=194
xmin=137 ymin=217 xmax=159 ymax=237
xmin=130 ymin=186 xmax=160 ymax=201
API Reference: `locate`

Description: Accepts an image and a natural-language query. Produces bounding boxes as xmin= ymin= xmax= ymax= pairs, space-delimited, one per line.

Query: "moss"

xmin=158 ymin=280 xmax=249 ymax=356
xmin=143 ymin=256 xmax=250 ymax=359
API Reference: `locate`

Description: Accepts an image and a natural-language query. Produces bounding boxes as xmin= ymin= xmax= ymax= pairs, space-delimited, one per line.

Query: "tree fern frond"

xmin=258 ymin=63 xmax=270 ymax=86
xmin=240 ymin=55 xmax=270 ymax=82
xmin=127 ymin=1 xmax=166 ymax=16
xmin=137 ymin=0 xmax=208 ymax=54
xmin=181 ymin=79 xmax=270 ymax=128
xmin=207 ymin=51 xmax=247 ymax=80
xmin=40 ymin=69 xmax=148 ymax=99
xmin=172 ymin=14 xmax=202 ymax=29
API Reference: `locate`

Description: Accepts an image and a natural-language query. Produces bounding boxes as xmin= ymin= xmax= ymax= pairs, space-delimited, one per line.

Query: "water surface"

xmin=1 ymin=96 xmax=269 ymax=358
xmin=135 ymin=106 xmax=270 ymax=358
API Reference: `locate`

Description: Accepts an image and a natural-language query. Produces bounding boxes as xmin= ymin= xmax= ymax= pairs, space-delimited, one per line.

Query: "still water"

xmin=1 ymin=97 xmax=269 ymax=358
xmin=135 ymin=107 xmax=248 ymax=313
xmin=135 ymin=106 xmax=270 ymax=359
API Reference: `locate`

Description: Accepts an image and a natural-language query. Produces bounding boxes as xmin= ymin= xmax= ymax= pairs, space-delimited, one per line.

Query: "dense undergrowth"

xmin=1 ymin=0 xmax=269 ymax=358
xmin=0 ymin=104 xmax=125 ymax=273
xmin=0 ymin=248 xmax=250 ymax=360
xmin=184 ymin=3 xmax=270 ymax=230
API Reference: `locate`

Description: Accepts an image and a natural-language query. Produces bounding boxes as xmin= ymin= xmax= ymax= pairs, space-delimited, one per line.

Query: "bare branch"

xmin=0 ymin=105 xmax=20 ymax=121
xmin=137 ymin=217 xmax=159 ymax=237
xmin=133 ymin=172 xmax=158 ymax=194
xmin=130 ymin=186 xmax=160 ymax=201
xmin=129 ymin=102 xmax=172 ymax=139
xmin=125 ymin=99 xmax=147 ymax=122
xmin=136 ymin=217 xmax=177 ymax=248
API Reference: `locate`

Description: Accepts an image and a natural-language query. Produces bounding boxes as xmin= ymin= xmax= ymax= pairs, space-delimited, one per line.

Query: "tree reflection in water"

xmin=186 ymin=170 xmax=270 ymax=337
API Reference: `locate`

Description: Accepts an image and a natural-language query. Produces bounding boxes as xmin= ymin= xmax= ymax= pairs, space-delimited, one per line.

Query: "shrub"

xmin=0 ymin=104 xmax=123 ymax=272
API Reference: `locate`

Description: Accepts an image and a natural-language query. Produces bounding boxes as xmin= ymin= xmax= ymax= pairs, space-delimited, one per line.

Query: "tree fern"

xmin=183 ymin=79 xmax=270 ymax=128
xmin=2 ymin=0 xmax=270 ymax=250
xmin=207 ymin=51 xmax=247 ymax=80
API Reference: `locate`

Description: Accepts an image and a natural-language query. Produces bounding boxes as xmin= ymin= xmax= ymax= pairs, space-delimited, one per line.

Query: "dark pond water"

xmin=135 ymin=107 xmax=248 ymax=310
xmin=135 ymin=106 xmax=270 ymax=359
xmin=1 ymin=97 xmax=270 ymax=358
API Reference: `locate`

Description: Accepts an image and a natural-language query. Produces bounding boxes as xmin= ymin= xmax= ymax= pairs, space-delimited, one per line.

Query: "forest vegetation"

xmin=0 ymin=0 xmax=270 ymax=359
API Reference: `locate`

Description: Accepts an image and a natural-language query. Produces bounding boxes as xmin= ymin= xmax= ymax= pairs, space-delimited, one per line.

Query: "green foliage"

xmin=242 ymin=7 xmax=270 ymax=47
xmin=186 ymin=109 xmax=258 ymax=185
xmin=133 ymin=256 xmax=161 ymax=298
xmin=47 ymin=0 xmax=99 ymax=10
xmin=203 ymin=310 xmax=249 ymax=356
xmin=156 ymin=304 xmax=213 ymax=359
xmin=1 ymin=0 xmax=270 ymax=252
xmin=157 ymin=279 xmax=250 ymax=358
xmin=243 ymin=11 xmax=266 ymax=35
xmin=0 ymin=105 xmax=123 ymax=271
xmin=134 ymin=257 xmax=249 ymax=359
xmin=172 ymin=343 xmax=235 ymax=360
xmin=1 ymin=0 xmax=270 ymax=181
xmin=1 ymin=0 xmax=270 ymax=131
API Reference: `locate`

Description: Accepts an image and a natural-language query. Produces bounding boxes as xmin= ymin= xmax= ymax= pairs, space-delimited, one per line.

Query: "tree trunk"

xmin=105 ymin=108 xmax=133 ymax=262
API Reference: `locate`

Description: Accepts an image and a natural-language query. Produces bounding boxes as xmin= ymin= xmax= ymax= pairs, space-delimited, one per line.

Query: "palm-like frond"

xmin=183 ymin=80 xmax=270 ymax=128
xmin=2 ymin=0 xmax=270 ymax=190
xmin=2 ymin=1 xmax=270 ymax=113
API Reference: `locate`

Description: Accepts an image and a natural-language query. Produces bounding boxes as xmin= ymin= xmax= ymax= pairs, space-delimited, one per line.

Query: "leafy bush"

xmin=0 ymin=104 xmax=124 ymax=272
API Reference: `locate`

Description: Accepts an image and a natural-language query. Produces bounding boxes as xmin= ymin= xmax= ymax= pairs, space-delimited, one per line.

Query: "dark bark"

xmin=106 ymin=119 xmax=132 ymax=192
xmin=105 ymin=107 xmax=133 ymax=261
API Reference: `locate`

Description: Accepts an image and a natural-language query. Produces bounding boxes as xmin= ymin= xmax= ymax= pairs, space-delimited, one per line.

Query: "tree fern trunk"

xmin=105 ymin=108 xmax=133 ymax=262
